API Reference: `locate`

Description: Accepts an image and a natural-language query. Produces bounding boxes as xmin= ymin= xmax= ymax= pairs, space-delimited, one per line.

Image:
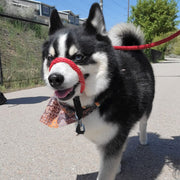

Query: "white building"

xmin=1 ymin=0 xmax=86 ymax=25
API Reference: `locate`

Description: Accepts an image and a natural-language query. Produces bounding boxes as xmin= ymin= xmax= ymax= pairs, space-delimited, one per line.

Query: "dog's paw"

xmin=139 ymin=134 xmax=148 ymax=145
xmin=139 ymin=132 xmax=148 ymax=145
xmin=117 ymin=163 xmax=121 ymax=174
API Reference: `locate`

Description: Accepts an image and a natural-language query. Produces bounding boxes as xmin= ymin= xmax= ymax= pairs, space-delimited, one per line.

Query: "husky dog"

xmin=42 ymin=3 xmax=155 ymax=180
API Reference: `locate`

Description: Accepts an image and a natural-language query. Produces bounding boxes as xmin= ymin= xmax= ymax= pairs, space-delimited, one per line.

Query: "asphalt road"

xmin=0 ymin=57 xmax=180 ymax=180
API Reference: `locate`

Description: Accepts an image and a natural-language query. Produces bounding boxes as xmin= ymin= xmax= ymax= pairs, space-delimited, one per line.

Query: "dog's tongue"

xmin=55 ymin=88 xmax=73 ymax=99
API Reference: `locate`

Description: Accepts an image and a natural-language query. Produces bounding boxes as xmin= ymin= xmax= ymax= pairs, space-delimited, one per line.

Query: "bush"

xmin=172 ymin=36 xmax=180 ymax=55
xmin=152 ymin=31 xmax=177 ymax=59
xmin=0 ymin=5 xmax=4 ymax=13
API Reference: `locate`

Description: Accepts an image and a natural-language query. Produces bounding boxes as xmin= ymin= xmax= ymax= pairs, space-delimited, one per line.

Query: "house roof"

xmin=61 ymin=10 xmax=79 ymax=17
xmin=20 ymin=0 xmax=54 ymax=8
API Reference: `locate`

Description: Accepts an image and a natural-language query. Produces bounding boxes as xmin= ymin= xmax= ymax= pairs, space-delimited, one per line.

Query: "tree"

xmin=129 ymin=0 xmax=179 ymax=43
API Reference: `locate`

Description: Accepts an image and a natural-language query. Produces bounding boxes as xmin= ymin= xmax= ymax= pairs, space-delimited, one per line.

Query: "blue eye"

xmin=74 ymin=54 xmax=83 ymax=61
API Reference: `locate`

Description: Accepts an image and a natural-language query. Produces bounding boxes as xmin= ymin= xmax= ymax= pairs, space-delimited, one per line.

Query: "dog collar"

xmin=40 ymin=96 xmax=100 ymax=129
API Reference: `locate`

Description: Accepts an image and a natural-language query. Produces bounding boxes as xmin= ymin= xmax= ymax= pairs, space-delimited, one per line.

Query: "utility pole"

xmin=128 ymin=0 xmax=130 ymax=20
xmin=100 ymin=0 xmax=103 ymax=12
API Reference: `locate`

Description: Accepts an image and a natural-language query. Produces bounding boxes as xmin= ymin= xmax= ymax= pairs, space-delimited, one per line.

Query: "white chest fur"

xmin=83 ymin=110 xmax=118 ymax=146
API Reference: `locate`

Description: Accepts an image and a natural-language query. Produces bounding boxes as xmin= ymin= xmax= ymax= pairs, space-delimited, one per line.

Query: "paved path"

xmin=0 ymin=58 xmax=180 ymax=180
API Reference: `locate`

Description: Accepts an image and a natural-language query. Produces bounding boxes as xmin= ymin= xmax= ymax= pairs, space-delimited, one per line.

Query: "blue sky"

xmin=41 ymin=0 xmax=180 ymax=30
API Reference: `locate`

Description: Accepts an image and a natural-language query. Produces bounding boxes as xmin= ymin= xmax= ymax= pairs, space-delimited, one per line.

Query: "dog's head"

xmin=42 ymin=3 xmax=113 ymax=106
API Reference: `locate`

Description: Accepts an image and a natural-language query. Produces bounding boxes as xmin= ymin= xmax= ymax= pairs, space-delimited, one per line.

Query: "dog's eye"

xmin=73 ymin=54 xmax=84 ymax=61
xmin=47 ymin=54 xmax=54 ymax=62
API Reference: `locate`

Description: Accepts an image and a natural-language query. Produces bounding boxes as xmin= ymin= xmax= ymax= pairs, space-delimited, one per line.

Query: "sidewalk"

xmin=0 ymin=60 xmax=180 ymax=179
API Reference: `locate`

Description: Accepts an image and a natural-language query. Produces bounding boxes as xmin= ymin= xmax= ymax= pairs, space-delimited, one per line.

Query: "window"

xmin=42 ymin=5 xmax=50 ymax=16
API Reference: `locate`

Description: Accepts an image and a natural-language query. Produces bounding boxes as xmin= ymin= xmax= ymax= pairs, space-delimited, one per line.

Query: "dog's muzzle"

xmin=49 ymin=57 xmax=85 ymax=94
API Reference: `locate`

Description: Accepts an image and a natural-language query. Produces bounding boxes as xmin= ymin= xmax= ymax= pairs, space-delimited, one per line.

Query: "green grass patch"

xmin=0 ymin=16 xmax=48 ymax=92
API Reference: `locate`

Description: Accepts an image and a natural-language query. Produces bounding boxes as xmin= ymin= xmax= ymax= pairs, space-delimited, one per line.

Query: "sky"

xmin=40 ymin=0 xmax=180 ymax=31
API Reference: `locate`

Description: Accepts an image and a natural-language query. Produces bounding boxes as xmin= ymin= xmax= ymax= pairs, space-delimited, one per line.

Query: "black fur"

xmin=49 ymin=9 xmax=64 ymax=35
xmin=85 ymin=3 xmax=106 ymax=34
xmin=97 ymin=49 xmax=154 ymax=156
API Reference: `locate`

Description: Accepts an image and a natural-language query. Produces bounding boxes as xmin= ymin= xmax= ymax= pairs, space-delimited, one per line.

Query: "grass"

xmin=1 ymin=16 xmax=179 ymax=93
xmin=0 ymin=81 xmax=45 ymax=93
xmin=0 ymin=17 xmax=48 ymax=92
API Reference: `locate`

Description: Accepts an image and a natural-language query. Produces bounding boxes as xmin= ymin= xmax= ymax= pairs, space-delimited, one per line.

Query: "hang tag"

xmin=76 ymin=121 xmax=85 ymax=134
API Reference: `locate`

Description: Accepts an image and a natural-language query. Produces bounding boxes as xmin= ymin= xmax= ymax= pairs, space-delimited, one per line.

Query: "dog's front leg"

xmin=97 ymin=141 xmax=127 ymax=180
xmin=97 ymin=154 xmax=121 ymax=180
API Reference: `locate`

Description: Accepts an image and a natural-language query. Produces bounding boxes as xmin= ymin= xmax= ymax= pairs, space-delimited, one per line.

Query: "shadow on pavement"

xmin=76 ymin=133 xmax=180 ymax=180
xmin=7 ymin=96 xmax=50 ymax=105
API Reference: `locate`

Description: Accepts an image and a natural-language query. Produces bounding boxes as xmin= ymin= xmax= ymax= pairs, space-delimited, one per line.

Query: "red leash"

xmin=113 ymin=30 xmax=180 ymax=50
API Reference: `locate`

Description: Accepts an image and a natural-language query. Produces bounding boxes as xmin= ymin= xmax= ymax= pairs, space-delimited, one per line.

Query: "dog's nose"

xmin=48 ymin=73 xmax=64 ymax=89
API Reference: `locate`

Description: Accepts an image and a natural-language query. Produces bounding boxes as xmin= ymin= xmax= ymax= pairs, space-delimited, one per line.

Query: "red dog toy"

xmin=49 ymin=57 xmax=85 ymax=93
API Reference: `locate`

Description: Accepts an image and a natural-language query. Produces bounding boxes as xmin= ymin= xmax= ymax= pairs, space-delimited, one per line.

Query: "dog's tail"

xmin=108 ymin=23 xmax=144 ymax=47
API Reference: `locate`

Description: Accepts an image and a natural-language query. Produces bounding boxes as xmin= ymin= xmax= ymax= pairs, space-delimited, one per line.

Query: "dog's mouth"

xmin=55 ymin=85 xmax=76 ymax=101
xmin=54 ymin=74 xmax=89 ymax=101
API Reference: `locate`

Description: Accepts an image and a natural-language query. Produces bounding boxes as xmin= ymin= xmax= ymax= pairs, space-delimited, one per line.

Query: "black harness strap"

xmin=73 ymin=96 xmax=85 ymax=134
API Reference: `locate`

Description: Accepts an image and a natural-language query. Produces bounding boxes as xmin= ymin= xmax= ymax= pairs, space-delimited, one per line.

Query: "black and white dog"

xmin=42 ymin=3 xmax=155 ymax=180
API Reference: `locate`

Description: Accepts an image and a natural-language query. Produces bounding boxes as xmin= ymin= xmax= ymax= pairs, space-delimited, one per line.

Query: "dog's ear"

xmin=85 ymin=3 xmax=106 ymax=35
xmin=49 ymin=9 xmax=64 ymax=35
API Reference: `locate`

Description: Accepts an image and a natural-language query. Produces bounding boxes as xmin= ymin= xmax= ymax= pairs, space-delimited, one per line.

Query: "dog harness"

xmin=40 ymin=57 xmax=100 ymax=134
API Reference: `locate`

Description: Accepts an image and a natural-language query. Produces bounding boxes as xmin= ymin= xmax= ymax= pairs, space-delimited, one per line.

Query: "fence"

xmin=0 ymin=53 xmax=3 ymax=85
xmin=0 ymin=14 xmax=49 ymax=91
